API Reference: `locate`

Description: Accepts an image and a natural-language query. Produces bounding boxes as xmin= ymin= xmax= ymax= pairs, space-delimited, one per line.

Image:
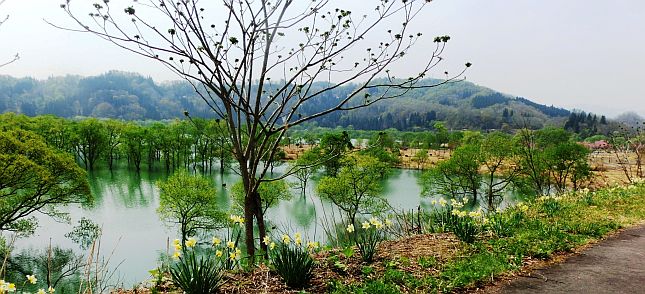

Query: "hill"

xmin=0 ymin=71 xmax=573 ymax=130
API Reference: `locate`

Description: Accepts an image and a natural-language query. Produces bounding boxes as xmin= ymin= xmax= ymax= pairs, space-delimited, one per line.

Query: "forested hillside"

xmin=0 ymin=71 xmax=572 ymax=130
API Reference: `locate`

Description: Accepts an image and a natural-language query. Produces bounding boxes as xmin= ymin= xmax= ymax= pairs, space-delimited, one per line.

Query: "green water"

xmin=14 ymin=165 xmax=516 ymax=286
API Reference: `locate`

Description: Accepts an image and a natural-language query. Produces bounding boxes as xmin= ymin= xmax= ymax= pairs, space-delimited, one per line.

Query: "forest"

xmin=0 ymin=71 xmax=579 ymax=131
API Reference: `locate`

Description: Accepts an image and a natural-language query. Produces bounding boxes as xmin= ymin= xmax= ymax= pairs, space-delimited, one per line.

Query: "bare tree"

xmin=59 ymin=0 xmax=469 ymax=261
xmin=0 ymin=0 xmax=19 ymax=68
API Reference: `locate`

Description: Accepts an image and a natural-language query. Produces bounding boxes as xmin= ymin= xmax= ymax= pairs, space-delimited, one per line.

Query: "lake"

xmin=13 ymin=163 xmax=516 ymax=286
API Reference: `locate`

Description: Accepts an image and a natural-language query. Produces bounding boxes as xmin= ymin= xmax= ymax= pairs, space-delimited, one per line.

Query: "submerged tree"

xmin=61 ymin=0 xmax=469 ymax=260
xmin=157 ymin=171 xmax=226 ymax=246
xmin=0 ymin=129 xmax=91 ymax=234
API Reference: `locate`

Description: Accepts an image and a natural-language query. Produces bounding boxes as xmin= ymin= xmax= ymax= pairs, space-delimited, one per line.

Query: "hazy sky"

xmin=1 ymin=0 xmax=644 ymax=118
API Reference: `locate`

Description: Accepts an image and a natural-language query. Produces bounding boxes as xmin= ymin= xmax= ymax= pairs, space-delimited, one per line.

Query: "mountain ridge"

xmin=0 ymin=71 xmax=573 ymax=130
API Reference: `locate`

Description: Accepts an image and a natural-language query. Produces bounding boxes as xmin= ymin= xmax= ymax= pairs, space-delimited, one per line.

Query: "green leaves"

xmin=157 ymin=171 xmax=225 ymax=244
xmin=0 ymin=129 xmax=91 ymax=234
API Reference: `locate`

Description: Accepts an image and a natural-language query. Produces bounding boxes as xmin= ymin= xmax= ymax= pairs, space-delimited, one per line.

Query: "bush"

xmin=271 ymin=242 xmax=315 ymax=288
xmin=354 ymin=219 xmax=388 ymax=262
xmin=170 ymin=250 xmax=224 ymax=294
xmin=488 ymin=211 xmax=524 ymax=238
xmin=451 ymin=216 xmax=480 ymax=244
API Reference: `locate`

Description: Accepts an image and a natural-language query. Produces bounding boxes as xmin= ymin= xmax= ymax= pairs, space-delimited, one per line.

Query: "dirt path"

xmin=498 ymin=225 xmax=645 ymax=294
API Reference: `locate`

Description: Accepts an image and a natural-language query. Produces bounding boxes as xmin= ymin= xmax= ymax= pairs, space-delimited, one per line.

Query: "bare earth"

xmin=497 ymin=224 xmax=645 ymax=294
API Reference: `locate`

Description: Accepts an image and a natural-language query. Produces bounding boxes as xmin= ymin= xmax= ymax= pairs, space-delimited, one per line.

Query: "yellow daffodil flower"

xmin=173 ymin=239 xmax=181 ymax=246
xmin=185 ymin=237 xmax=197 ymax=248
xmin=374 ymin=221 xmax=383 ymax=229
xmin=226 ymin=240 xmax=235 ymax=249
xmin=307 ymin=241 xmax=319 ymax=251
xmin=263 ymin=236 xmax=271 ymax=246
xmin=431 ymin=199 xmax=437 ymax=205
xmin=173 ymin=243 xmax=182 ymax=252
xmin=384 ymin=219 xmax=393 ymax=227
xmin=346 ymin=224 xmax=355 ymax=233
xmin=212 ymin=237 xmax=221 ymax=246
xmin=27 ymin=274 xmax=37 ymax=284
xmin=172 ymin=251 xmax=181 ymax=260
xmin=362 ymin=221 xmax=371 ymax=229
xmin=270 ymin=242 xmax=276 ymax=250
xmin=48 ymin=286 xmax=55 ymax=294
xmin=229 ymin=252 xmax=237 ymax=260
xmin=215 ymin=250 xmax=223 ymax=257
xmin=282 ymin=234 xmax=291 ymax=244
xmin=438 ymin=198 xmax=447 ymax=207
xmin=7 ymin=283 xmax=16 ymax=292
xmin=369 ymin=217 xmax=379 ymax=226
xmin=37 ymin=289 xmax=46 ymax=294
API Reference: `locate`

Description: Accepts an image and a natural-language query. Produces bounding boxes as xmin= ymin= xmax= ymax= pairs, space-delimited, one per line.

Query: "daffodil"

xmin=384 ymin=219 xmax=393 ymax=227
xmin=270 ymin=242 xmax=276 ymax=250
xmin=431 ymin=199 xmax=437 ymax=205
xmin=307 ymin=241 xmax=319 ymax=251
xmin=26 ymin=274 xmax=37 ymax=284
xmin=262 ymin=236 xmax=271 ymax=246
xmin=48 ymin=286 xmax=55 ymax=294
xmin=172 ymin=251 xmax=181 ymax=260
xmin=215 ymin=250 xmax=223 ymax=257
xmin=369 ymin=217 xmax=379 ymax=226
xmin=235 ymin=247 xmax=241 ymax=255
xmin=362 ymin=221 xmax=371 ymax=229
xmin=226 ymin=240 xmax=235 ymax=249
xmin=7 ymin=283 xmax=15 ymax=292
xmin=346 ymin=224 xmax=355 ymax=233
xmin=282 ymin=234 xmax=291 ymax=244
xmin=37 ymin=289 xmax=46 ymax=294
xmin=438 ymin=198 xmax=447 ymax=207
xmin=173 ymin=243 xmax=182 ymax=252
xmin=185 ymin=237 xmax=197 ymax=248
xmin=294 ymin=232 xmax=302 ymax=245
xmin=173 ymin=239 xmax=181 ymax=246
xmin=229 ymin=252 xmax=237 ymax=260
xmin=212 ymin=237 xmax=221 ymax=246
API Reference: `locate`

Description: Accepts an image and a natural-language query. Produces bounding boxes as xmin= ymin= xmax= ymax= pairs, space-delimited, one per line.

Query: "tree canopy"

xmin=0 ymin=128 xmax=91 ymax=234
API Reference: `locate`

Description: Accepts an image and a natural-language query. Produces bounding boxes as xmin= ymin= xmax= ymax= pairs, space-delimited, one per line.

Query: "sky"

xmin=0 ymin=0 xmax=644 ymax=118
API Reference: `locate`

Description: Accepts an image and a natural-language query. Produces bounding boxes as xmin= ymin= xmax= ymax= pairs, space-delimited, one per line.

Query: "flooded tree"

xmin=61 ymin=0 xmax=469 ymax=260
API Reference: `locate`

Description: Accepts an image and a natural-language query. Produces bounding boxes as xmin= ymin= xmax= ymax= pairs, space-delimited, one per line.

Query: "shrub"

xmin=169 ymin=250 xmax=224 ymax=294
xmin=488 ymin=211 xmax=524 ymax=238
xmin=271 ymin=242 xmax=315 ymax=288
xmin=354 ymin=218 xmax=387 ymax=262
xmin=450 ymin=216 xmax=480 ymax=244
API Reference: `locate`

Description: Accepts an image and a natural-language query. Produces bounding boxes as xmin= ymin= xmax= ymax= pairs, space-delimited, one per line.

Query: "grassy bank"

xmin=325 ymin=183 xmax=645 ymax=293
xmin=139 ymin=183 xmax=645 ymax=294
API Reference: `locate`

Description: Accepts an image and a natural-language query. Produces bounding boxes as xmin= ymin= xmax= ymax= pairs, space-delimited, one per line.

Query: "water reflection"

xmin=16 ymin=164 xmax=519 ymax=286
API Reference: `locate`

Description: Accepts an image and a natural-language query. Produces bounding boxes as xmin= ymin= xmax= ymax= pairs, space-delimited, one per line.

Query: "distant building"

xmin=581 ymin=140 xmax=611 ymax=150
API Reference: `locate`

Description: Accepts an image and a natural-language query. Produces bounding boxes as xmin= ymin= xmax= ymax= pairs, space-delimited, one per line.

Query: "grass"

xmin=330 ymin=182 xmax=645 ymax=293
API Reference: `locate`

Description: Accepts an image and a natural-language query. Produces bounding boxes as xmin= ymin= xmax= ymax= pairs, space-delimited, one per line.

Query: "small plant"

xmin=361 ymin=265 xmax=374 ymax=276
xmin=418 ymin=256 xmax=436 ymax=269
xmin=451 ymin=216 xmax=480 ymax=244
xmin=169 ymin=250 xmax=224 ymax=294
xmin=488 ymin=210 xmax=524 ymax=238
xmin=353 ymin=218 xmax=387 ymax=262
xmin=269 ymin=233 xmax=317 ymax=288
xmin=540 ymin=198 xmax=562 ymax=216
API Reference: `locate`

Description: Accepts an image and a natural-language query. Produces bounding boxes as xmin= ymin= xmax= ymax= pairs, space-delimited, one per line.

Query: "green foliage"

xmin=231 ymin=179 xmax=293 ymax=214
xmin=488 ymin=211 xmax=524 ymax=238
xmin=421 ymin=144 xmax=482 ymax=201
xmin=318 ymin=131 xmax=353 ymax=176
xmin=270 ymin=243 xmax=315 ymax=288
xmin=355 ymin=224 xmax=386 ymax=262
xmin=317 ymin=154 xmax=389 ymax=224
xmin=0 ymin=128 xmax=91 ymax=234
xmin=5 ymin=246 xmax=84 ymax=292
xmin=170 ymin=250 xmax=224 ymax=294
xmin=450 ymin=216 xmax=480 ymax=244
xmin=157 ymin=171 xmax=225 ymax=245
